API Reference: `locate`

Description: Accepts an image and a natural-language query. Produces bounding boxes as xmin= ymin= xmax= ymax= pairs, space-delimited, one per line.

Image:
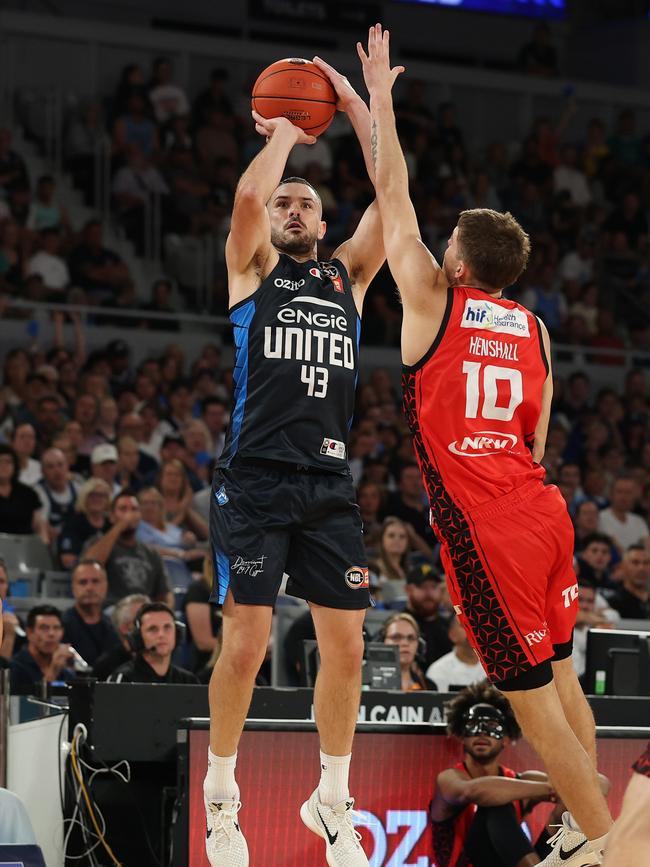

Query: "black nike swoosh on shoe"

xmin=560 ymin=840 xmax=587 ymax=860
xmin=207 ymin=828 xmax=212 ymax=839
xmin=316 ymin=806 xmax=338 ymax=846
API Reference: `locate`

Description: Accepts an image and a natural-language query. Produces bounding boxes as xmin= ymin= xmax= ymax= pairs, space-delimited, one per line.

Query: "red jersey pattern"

xmin=404 ymin=287 xmax=578 ymax=684
xmin=431 ymin=762 xmax=523 ymax=867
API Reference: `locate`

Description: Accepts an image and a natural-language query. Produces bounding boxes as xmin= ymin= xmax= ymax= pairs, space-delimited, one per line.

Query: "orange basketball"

xmin=252 ymin=58 xmax=336 ymax=137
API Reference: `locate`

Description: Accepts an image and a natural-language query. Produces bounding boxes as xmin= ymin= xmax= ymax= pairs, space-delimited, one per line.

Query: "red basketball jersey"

xmin=404 ymin=286 xmax=548 ymax=523
xmin=431 ymin=762 xmax=523 ymax=867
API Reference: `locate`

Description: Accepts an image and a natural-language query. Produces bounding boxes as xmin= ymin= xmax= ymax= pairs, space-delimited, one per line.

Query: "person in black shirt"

xmin=62 ymin=560 xmax=120 ymax=667
xmin=382 ymin=463 xmax=434 ymax=556
xmin=9 ymin=605 xmax=75 ymax=692
xmin=610 ymin=545 xmax=650 ymax=620
xmin=404 ymin=563 xmax=452 ymax=671
xmin=58 ymin=478 xmax=112 ymax=570
xmin=110 ymin=602 xmax=197 ymax=683
xmin=183 ymin=565 xmax=221 ymax=673
xmin=0 ymin=444 xmax=46 ymax=539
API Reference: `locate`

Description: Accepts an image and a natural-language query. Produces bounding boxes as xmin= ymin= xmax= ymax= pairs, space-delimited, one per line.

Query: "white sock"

xmin=203 ymin=749 xmax=239 ymax=802
xmin=318 ymin=751 xmax=351 ymax=806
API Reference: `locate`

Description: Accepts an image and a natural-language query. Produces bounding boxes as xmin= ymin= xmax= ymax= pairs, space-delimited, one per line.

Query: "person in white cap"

xmin=91 ymin=443 xmax=121 ymax=496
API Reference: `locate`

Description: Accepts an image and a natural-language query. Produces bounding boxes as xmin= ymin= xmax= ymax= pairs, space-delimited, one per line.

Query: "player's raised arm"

xmin=358 ymin=24 xmax=447 ymax=311
xmin=311 ymin=56 xmax=385 ymax=305
xmin=225 ymin=116 xmax=315 ymax=283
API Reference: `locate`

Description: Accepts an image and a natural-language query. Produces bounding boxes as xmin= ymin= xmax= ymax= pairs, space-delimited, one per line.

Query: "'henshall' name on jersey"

xmin=468 ymin=336 xmax=519 ymax=361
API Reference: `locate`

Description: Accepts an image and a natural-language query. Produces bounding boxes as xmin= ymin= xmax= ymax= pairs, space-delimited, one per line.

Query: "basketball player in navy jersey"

xmin=360 ymin=23 xmax=612 ymax=867
xmin=203 ymin=59 xmax=384 ymax=866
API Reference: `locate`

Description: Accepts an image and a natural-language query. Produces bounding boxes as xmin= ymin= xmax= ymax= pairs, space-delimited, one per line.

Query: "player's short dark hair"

xmin=27 ymin=604 xmax=63 ymax=630
xmin=277 ymin=176 xmax=322 ymax=206
xmin=457 ymin=209 xmax=531 ymax=290
xmin=446 ymin=681 xmax=520 ymax=740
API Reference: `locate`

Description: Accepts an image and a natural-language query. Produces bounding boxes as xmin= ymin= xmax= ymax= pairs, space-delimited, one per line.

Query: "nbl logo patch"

xmin=345 ymin=566 xmax=369 ymax=590
xmin=320 ymin=262 xmax=345 ymax=293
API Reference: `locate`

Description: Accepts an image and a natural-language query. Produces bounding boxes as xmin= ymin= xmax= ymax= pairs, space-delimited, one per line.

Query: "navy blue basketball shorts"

xmin=210 ymin=460 xmax=370 ymax=609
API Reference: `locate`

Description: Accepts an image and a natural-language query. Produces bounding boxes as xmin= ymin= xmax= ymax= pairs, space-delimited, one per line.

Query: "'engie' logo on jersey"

xmin=460 ymin=299 xmax=530 ymax=337
xmin=448 ymin=431 xmax=518 ymax=457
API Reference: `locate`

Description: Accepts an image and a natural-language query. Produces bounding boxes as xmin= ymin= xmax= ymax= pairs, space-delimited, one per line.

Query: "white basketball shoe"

xmin=204 ymin=797 xmax=249 ymax=867
xmin=300 ymin=788 xmax=370 ymax=866
xmin=538 ymin=812 xmax=605 ymax=867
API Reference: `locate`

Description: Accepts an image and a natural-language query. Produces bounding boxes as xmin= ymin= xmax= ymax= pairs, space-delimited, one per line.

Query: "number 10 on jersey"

xmin=301 ymin=364 xmax=329 ymax=398
xmin=462 ymin=361 xmax=523 ymax=422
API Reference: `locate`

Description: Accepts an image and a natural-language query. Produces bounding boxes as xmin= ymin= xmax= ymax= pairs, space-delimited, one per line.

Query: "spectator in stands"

xmin=381 ymin=463 xmax=433 ymax=555
xmin=69 ymin=219 xmax=130 ymax=302
xmin=0 ymin=219 xmax=25 ymax=291
xmin=116 ymin=436 xmax=145 ymax=492
xmin=12 ymin=423 xmax=41 ymax=486
xmin=65 ymin=100 xmax=106 ymax=204
xmin=58 ymin=477 xmax=111 ymax=570
xmin=371 ymin=517 xmax=411 ymax=601
xmin=90 ymin=443 xmax=120 ymax=496
xmin=9 ymin=605 xmax=75 ymax=691
xmin=183 ymin=557 xmax=221 ymax=673
xmin=357 ymin=481 xmax=384 ymax=554
xmin=95 ymin=397 xmax=118 ymax=444
xmin=201 ymin=396 xmax=227 ymax=459
xmin=195 ymin=108 xmax=239 ymax=183
xmin=113 ymin=90 xmax=159 ymax=160
xmin=92 ymin=592 xmax=150 ymax=680
xmin=62 ymin=560 xmax=120 ymax=667
xmin=0 ymin=444 xmax=47 ymax=539
xmin=33 ymin=395 xmax=63 ymax=449
xmin=34 ymin=447 xmax=79 ymax=540
xmin=0 ymin=558 xmax=22 ymax=661
xmin=403 ymin=564 xmax=452 ymax=670
xmin=573 ymin=499 xmax=602 ymax=550
xmin=609 ymin=545 xmax=650 ymax=620
xmin=554 ymin=144 xmax=591 ymax=208
xmin=109 ymin=602 xmax=198 ymax=683
xmin=426 ymin=614 xmax=485 ymax=692
xmin=599 ymin=476 xmax=650 ymax=552
xmin=141 ymin=278 xmax=179 ymax=330
xmin=165 ymin=380 xmax=194 ymax=432
xmin=181 ymin=420 xmax=212 ymax=488
xmin=381 ymin=612 xmax=429 ymax=691
xmin=111 ymin=146 xmax=171 ymax=253
xmin=157 ymin=458 xmax=208 ymax=539
xmin=148 ymin=57 xmax=190 ymax=125
xmin=26 ymin=227 xmax=70 ymax=298
xmin=576 ymin=532 xmax=618 ymax=594
xmin=193 ymin=68 xmax=233 ymax=127
xmin=573 ymin=575 xmax=614 ymax=679
xmin=557 ymin=461 xmax=584 ymax=515
xmin=136 ymin=485 xmax=203 ymax=571
xmin=0 ymin=128 xmax=29 ymax=192
xmin=113 ymin=64 xmax=146 ymax=117
xmin=84 ymin=491 xmax=173 ymax=606
xmin=26 ymin=175 xmax=70 ymax=233
xmin=117 ymin=413 xmax=160 ymax=473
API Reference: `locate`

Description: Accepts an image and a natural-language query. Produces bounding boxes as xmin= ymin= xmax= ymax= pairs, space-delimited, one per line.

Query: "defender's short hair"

xmin=457 ymin=209 xmax=531 ymax=290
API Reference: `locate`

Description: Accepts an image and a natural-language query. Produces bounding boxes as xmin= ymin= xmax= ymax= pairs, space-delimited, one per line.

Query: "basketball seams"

xmin=252 ymin=95 xmax=337 ymax=106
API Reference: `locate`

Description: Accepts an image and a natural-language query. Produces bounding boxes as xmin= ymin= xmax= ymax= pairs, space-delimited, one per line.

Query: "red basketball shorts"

xmin=440 ymin=480 xmax=578 ymax=688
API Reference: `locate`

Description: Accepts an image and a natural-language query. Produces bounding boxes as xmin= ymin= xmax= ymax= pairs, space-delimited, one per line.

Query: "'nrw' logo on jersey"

xmin=460 ymin=299 xmax=530 ymax=337
xmin=448 ymin=431 xmax=518 ymax=457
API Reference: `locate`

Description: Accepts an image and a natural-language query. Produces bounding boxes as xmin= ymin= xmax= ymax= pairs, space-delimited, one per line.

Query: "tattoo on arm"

xmin=371 ymin=120 xmax=378 ymax=168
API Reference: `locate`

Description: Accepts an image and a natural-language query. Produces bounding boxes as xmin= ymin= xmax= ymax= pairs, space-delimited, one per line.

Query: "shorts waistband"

xmin=233 ymin=457 xmax=342 ymax=476
xmin=466 ymin=479 xmax=543 ymax=523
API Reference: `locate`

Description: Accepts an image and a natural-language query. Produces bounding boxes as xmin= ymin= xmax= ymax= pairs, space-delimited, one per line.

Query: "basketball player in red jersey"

xmin=360 ymin=24 xmax=612 ymax=867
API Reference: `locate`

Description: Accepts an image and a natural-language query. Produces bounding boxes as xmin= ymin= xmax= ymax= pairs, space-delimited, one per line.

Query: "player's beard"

xmin=465 ymin=742 xmax=503 ymax=765
xmin=271 ymin=226 xmax=318 ymax=256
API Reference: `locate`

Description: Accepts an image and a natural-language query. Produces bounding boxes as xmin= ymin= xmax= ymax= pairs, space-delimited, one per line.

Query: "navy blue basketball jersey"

xmin=219 ymin=254 xmax=360 ymax=473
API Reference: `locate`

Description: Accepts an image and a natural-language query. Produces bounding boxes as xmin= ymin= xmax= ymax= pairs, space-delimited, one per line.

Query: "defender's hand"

xmin=312 ymin=56 xmax=361 ymax=113
xmin=357 ymin=23 xmax=405 ymax=96
xmin=251 ymin=111 xmax=317 ymax=146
